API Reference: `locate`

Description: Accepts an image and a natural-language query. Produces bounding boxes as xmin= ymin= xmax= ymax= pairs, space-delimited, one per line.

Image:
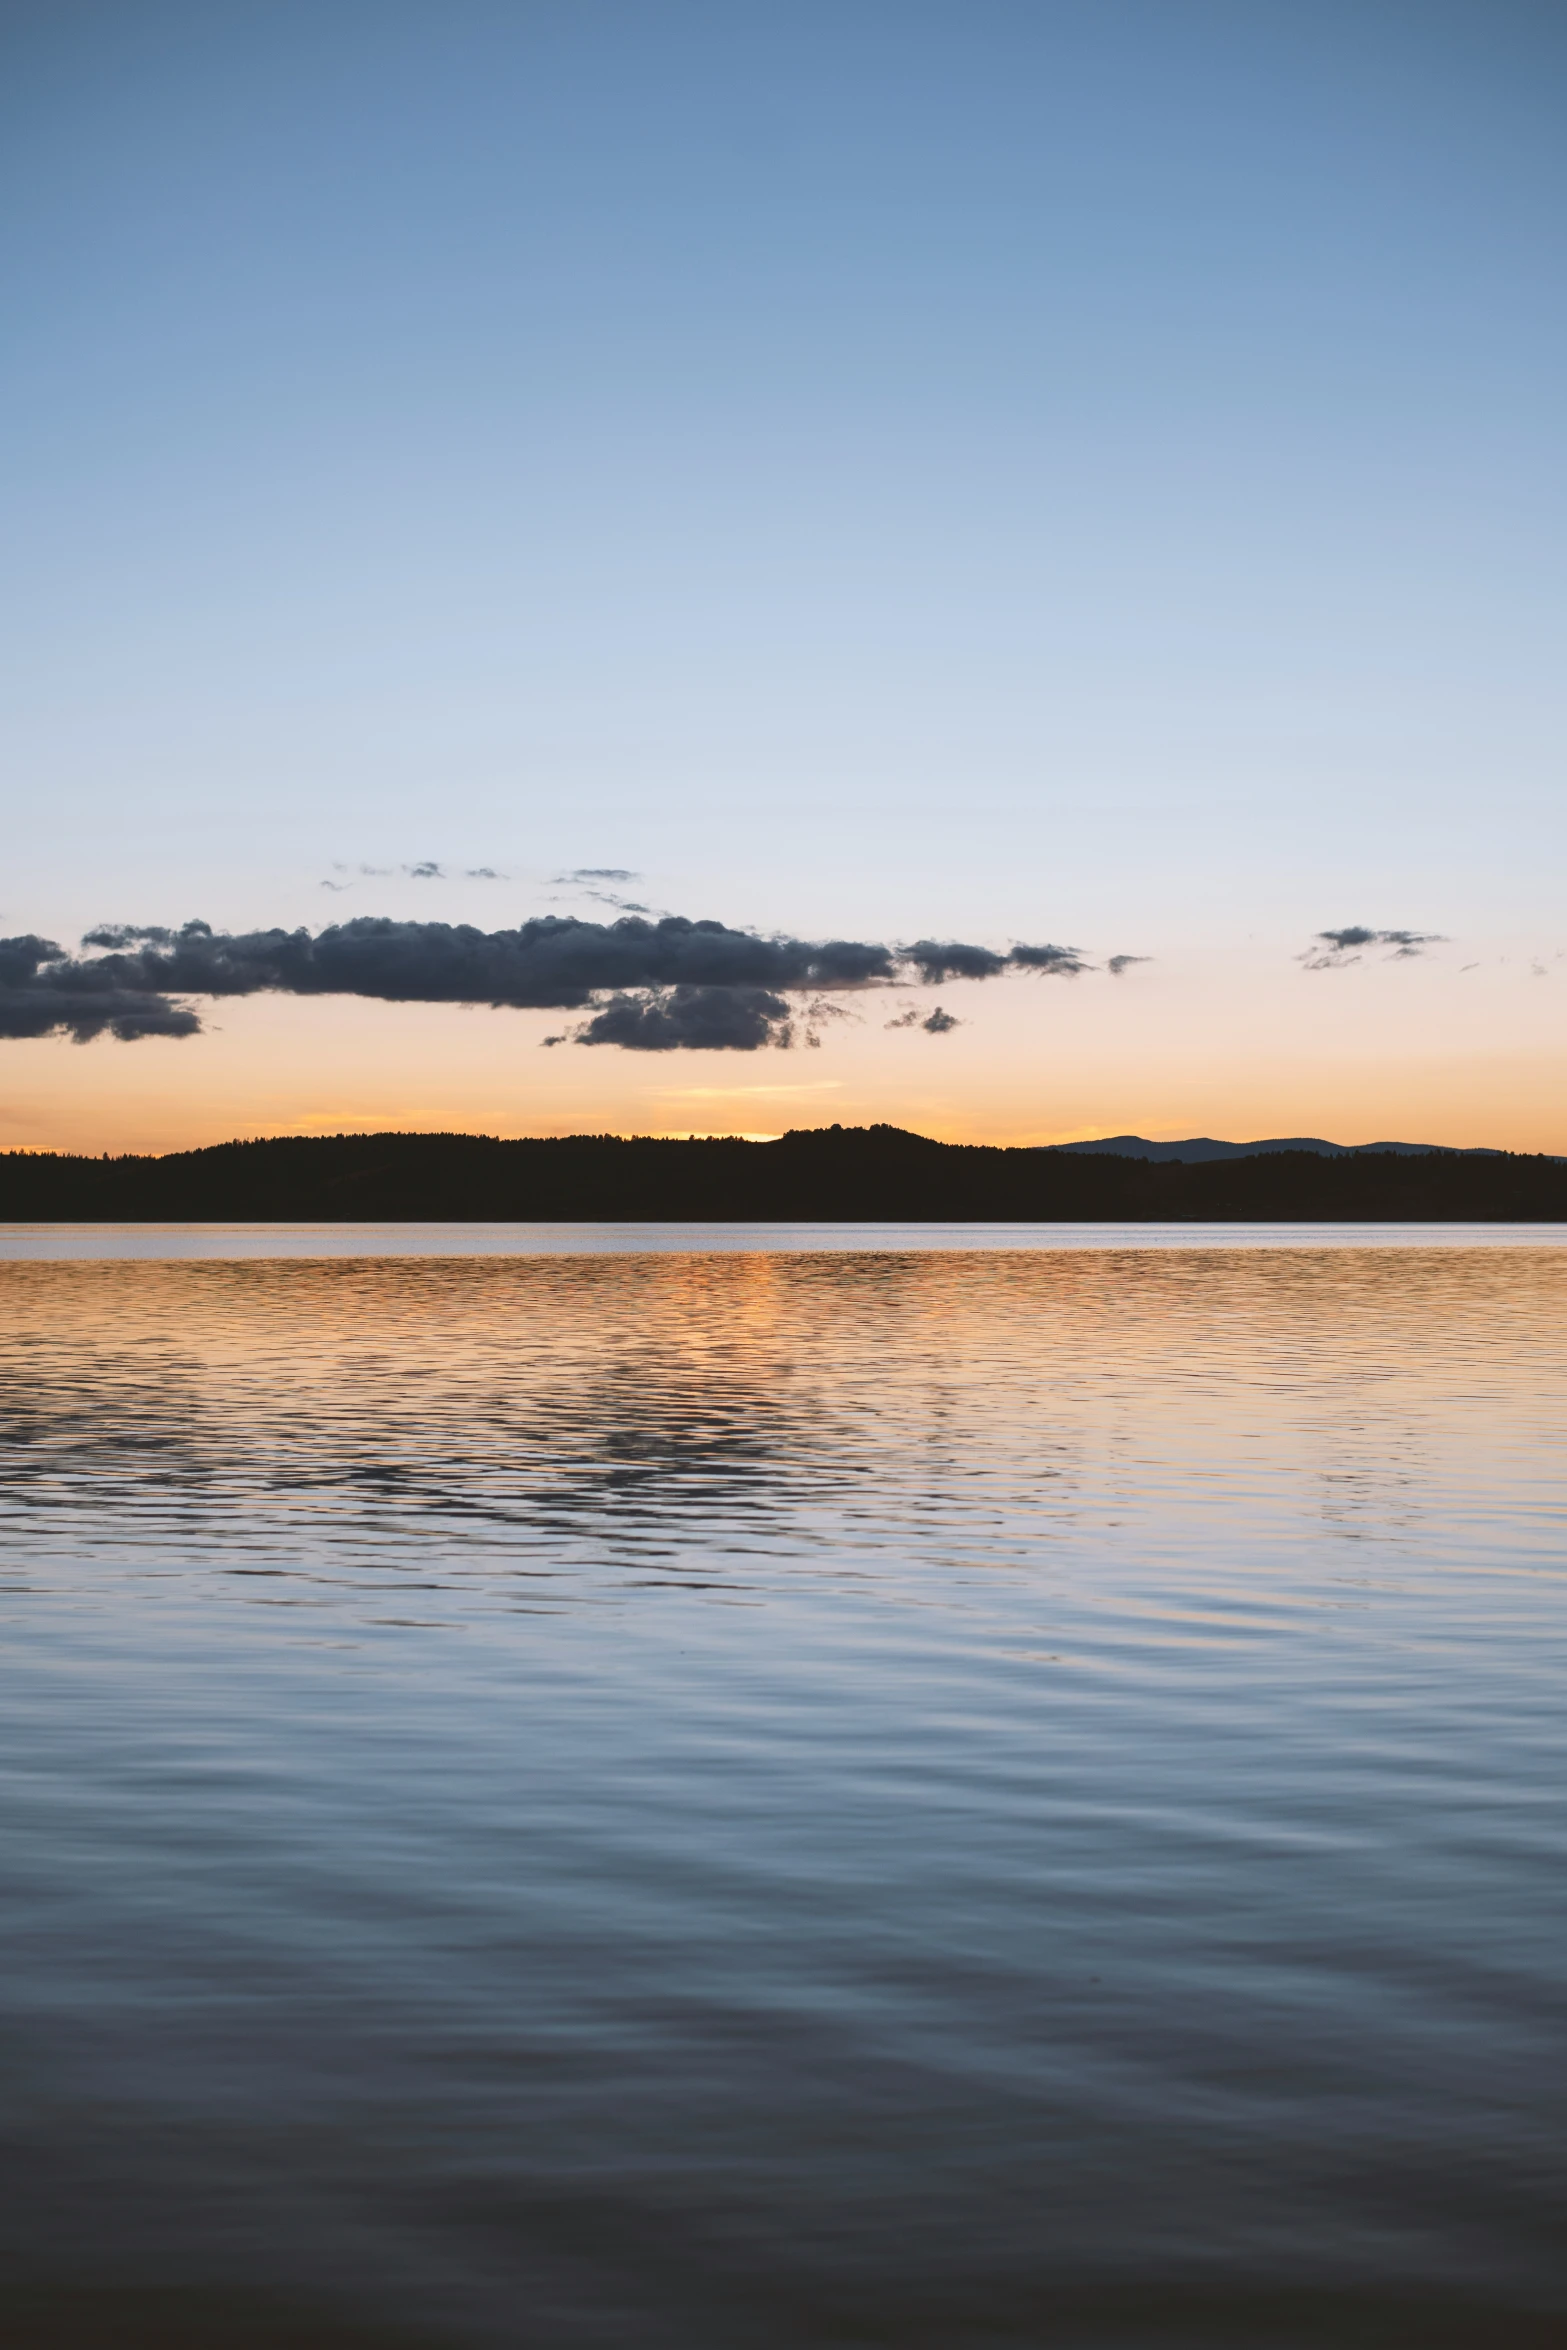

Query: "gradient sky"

xmin=4 ymin=0 xmax=1564 ymax=1152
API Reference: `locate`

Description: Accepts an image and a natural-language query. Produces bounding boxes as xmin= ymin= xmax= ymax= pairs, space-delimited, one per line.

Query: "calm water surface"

xmin=1 ymin=1233 xmax=1564 ymax=2346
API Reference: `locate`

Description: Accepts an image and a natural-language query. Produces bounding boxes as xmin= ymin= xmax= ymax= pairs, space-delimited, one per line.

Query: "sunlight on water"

xmin=1 ymin=1242 xmax=1564 ymax=2345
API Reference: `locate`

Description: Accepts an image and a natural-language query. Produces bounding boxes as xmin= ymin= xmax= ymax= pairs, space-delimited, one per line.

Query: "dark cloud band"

xmin=1 ymin=914 xmax=1100 ymax=1048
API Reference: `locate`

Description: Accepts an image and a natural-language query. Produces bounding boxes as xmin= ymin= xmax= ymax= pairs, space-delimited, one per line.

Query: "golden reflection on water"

xmin=2 ymin=1247 xmax=1560 ymax=1601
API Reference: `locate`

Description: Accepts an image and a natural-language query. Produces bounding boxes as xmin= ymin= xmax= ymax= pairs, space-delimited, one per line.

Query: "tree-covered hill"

xmin=2 ymin=1124 xmax=1564 ymax=1221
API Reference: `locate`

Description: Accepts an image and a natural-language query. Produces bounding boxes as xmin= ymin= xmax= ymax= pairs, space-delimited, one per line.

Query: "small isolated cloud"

xmin=556 ymin=867 xmax=640 ymax=884
xmin=1106 ymin=954 xmax=1151 ymax=977
xmin=1302 ymin=926 xmax=1446 ymax=970
xmin=465 ymin=867 xmax=506 ymax=880
xmin=885 ymin=1001 xmax=960 ymax=1033
xmin=405 ymin=861 xmax=444 ymax=880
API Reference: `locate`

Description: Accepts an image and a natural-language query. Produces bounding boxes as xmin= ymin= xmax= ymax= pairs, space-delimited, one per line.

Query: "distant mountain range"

xmin=1053 ymin=1135 xmax=1526 ymax=1162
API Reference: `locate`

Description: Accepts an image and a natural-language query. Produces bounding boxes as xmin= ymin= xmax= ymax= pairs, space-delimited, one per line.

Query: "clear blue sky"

xmin=3 ymin=0 xmax=1564 ymax=1147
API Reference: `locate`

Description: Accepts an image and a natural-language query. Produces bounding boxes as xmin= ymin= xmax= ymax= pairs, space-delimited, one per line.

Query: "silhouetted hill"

xmin=2 ymin=1124 xmax=1564 ymax=1221
xmin=1053 ymin=1133 xmax=1520 ymax=1162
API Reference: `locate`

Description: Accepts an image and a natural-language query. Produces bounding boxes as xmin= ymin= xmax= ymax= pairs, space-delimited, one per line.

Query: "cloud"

xmin=1302 ymin=926 xmax=1445 ymax=970
xmin=73 ymin=913 xmax=905 ymax=1005
xmin=551 ymin=868 xmax=653 ymax=913
xmin=1005 ymin=942 xmax=1092 ymax=975
xmin=3 ymin=910 xmax=1112 ymax=1050
xmin=886 ymin=1000 xmax=960 ymax=1032
xmin=1106 ymin=954 xmax=1151 ymax=976
xmin=328 ymin=861 xmax=506 ymax=884
xmin=901 ymin=939 xmax=1090 ymax=982
xmin=795 ymin=995 xmax=858 ymax=1048
xmin=0 ymin=935 xmax=202 ymax=1041
xmin=901 ymin=939 xmax=1008 ymax=983
xmin=574 ymin=985 xmax=793 ymax=1051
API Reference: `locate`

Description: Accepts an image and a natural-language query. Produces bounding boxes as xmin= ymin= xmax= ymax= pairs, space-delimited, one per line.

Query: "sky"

xmin=3 ymin=0 xmax=1564 ymax=1153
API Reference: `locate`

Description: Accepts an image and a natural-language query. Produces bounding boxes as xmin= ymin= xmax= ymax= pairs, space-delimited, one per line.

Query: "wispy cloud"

xmin=550 ymin=868 xmax=651 ymax=914
xmin=1301 ymin=926 xmax=1446 ymax=970
xmin=886 ymin=1002 xmax=961 ymax=1033
xmin=325 ymin=861 xmax=508 ymax=887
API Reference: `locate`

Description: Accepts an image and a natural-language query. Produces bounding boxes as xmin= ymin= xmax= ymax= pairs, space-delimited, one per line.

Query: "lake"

xmin=2 ymin=1228 xmax=1564 ymax=2346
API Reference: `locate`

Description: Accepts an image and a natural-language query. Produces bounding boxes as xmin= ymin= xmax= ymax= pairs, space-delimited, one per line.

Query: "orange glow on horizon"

xmin=2 ymin=953 xmax=1563 ymax=1161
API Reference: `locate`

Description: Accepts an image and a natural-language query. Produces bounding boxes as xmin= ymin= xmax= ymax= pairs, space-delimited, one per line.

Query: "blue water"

xmin=1 ymin=1233 xmax=1564 ymax=2346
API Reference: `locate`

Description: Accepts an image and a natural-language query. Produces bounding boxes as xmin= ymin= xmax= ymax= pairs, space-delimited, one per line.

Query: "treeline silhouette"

xmin=3 ymin=1125 xmax=1564 ymax=1221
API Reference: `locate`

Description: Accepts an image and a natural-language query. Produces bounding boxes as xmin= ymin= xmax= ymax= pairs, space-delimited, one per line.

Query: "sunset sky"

xmin=4 ymin=0 xmax=1564 ymax=1155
